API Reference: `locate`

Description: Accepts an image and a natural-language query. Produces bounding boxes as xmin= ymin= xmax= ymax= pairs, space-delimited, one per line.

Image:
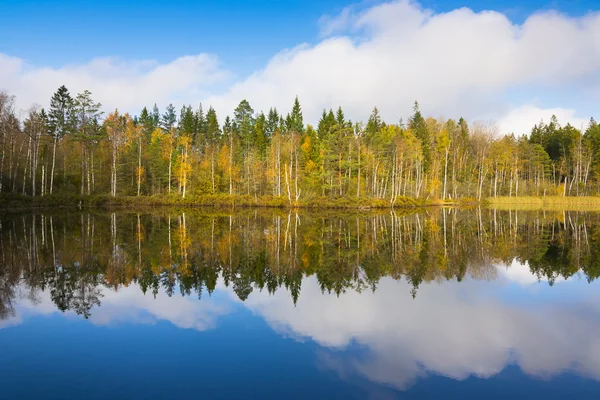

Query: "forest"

xmin=1 ymin=86 xmax=600 ymax=206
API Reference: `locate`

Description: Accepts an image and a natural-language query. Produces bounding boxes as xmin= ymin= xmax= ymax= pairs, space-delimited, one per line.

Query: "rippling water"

xmin=1 ymin=208 xmax=600 ymax=399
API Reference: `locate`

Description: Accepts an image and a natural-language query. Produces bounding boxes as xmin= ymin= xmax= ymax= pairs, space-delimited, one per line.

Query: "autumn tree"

xmin=126 ymin=115 xmax=144 ymax=195
xmin=104 ymin=110 xmax=127 ymax=197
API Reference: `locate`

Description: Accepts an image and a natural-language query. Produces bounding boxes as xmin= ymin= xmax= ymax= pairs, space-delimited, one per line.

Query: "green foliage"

xmin=234 ymin=99 xmax=255 ymax=153
xmin=3 ymin=86 xmax=600 ymax=205
xmin=205 ymin=106 xmax=221 ymax=144
xmin=366 ymin=106 xmax=384 ymax=140
xmin=47 ymin=85 xmax=76 ymax=140
xmin=409 ymin=101 xmax=431 ymax=171
xmin=161 ymin=103 xmax=177 ymax=132
xmin=287 ymin=96 xmax=304 ymax=134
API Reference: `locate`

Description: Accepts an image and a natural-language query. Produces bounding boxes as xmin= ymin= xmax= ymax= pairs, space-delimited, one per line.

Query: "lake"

xmin=1 ymin=208 xmax=600 ymax=399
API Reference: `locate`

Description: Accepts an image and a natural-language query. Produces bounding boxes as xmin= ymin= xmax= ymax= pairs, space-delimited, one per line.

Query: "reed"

xmin=487 ymin=196 xmax=600 ymax=211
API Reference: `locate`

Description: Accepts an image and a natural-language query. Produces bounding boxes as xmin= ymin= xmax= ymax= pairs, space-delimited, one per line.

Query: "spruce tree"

xmin=409 ymin=101 xmax=431 ymax=171
xmin=288 ymin=96 xmax=304 ymax=133
xmin=47 ymin=85 xmax=75 ymax=193
xmin=161 ymin=104 xmax=177 ymax=132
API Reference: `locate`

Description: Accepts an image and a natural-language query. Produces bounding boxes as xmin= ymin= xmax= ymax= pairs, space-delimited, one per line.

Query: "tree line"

xmin=1 ymin=86 xmax=600 ymax=203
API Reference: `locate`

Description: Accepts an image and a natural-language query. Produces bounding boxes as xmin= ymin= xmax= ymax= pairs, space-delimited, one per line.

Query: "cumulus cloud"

xmin=0 ymin=53 xmax=229 ymax=115
xmin=205 ymin=1 xmax=600 ymax=132
xmin=1 ymin=0 xmax=599 ymax=135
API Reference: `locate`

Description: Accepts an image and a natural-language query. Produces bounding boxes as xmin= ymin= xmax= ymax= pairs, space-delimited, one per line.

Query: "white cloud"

xmin=319 ymin=5 xmax=356 ymax=37
xmin=1 ymin=1 xmax=599 ymax=133
xmin=497 ymin=104 xmax=590 ymax=135
xmin=0 ymin=53 xmax=230 ymax=115
xmin=204 ymin=1 xmax=600 ymax=130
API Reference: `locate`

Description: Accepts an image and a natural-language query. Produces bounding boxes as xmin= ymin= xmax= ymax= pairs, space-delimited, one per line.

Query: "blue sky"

xmin=1 ymin=0 xmax=595 ymax=72
xmin=1 ymin=0 xmax=599 ymax=133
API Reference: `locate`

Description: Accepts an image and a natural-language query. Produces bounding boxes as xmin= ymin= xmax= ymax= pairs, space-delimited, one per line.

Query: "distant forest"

xmin=1 ymin=86 xmax=599 ymax=203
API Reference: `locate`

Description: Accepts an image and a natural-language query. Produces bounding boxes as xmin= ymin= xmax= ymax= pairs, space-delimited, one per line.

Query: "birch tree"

xmin=104 ymin=110 xmax=127 ymax=197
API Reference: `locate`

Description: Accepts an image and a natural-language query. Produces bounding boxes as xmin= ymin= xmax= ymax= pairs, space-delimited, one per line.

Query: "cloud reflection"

xmin=6 ymin=261 xmax=600 ymax=391
xmin=11 ymin=282 xmax=231 ymax=331
xmin=241 ymin=273 xmax=600 ymax=389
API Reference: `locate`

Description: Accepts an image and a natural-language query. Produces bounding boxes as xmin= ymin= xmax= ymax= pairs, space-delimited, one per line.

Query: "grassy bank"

xmin=0 ymin=193 xmax=441 ymax=211
xmin=487 ymin=196 xmax=600 ymax=211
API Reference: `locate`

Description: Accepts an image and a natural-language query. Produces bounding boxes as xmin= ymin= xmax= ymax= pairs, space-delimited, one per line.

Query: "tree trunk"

xmin=91 ymin=151 xmax=95 ymax=193
xmin=41 ymin=164 xmax=45 ymax=196
xmin=137 ymin=136 xmax=142 ymax=196
xmin=80 ymin=143 xmax=85 ymax=195
xmin=111 ymin=146 xmax=117 ymax=197
xmin=32 ymin=133 xmax=39 ymax=196
xmin=182 ymin=145 xmax=188 ymax=198
xmin=0 ymin=128 xmax=5 ymax=193
xmin=356 ymin=139 xmax=361 ymax=198
xmin=285 ymin=162 xmax=292 ymax=203
xmin=277 ymin=138 xmax=281 ymax=196
xmin=493 ymin=165 xmax=498 ymax=198
xmin=168 ymin=150 xmax=172 ymax=195
xmin=294 ymin=148 xmax=300 ymax=201
xmin=23 ymin=137 xmax=31 ymax=195
xmin=513 ymin=175 xmax=517 ymax=197
xmin=86 ymin=148 xmax=91 ymax=195
xmin=50 ymin=135 xmax=57 ymax=194
xmin=211 ymin=148 xmax=215 ymax=193
xmin=229 ymin=134 xmax=233 ymax=195
xmin=338 ymin=152 xmax=342 ymax=196
xmin=443 ymin=147 xmax=449 ymax=199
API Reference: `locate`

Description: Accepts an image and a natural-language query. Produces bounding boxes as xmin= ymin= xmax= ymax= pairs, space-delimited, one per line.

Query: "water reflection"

xmin=2 ymin=208 xmax=600 ymax=394
xmin=248 ymin=276 xmax=600 ymax=390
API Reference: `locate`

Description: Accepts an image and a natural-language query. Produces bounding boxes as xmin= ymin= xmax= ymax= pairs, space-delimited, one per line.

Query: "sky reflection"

xmin=6 ymin=259 xmax=600 ymax=392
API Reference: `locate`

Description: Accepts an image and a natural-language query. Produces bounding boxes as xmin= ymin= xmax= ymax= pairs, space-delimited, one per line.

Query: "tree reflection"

xmin=1 ymin=208 xmax=599 ymax=319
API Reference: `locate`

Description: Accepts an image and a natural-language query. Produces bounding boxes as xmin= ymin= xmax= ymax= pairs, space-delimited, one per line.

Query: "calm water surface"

xmin=1 ymin=208 xmax=600 ymax=399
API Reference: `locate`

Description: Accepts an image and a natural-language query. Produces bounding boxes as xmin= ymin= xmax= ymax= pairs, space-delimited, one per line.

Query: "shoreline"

xmin=3 ymin=193 xmax=600 ymax=212
xmin=0 ymin=193 xmax=475 ymax=212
